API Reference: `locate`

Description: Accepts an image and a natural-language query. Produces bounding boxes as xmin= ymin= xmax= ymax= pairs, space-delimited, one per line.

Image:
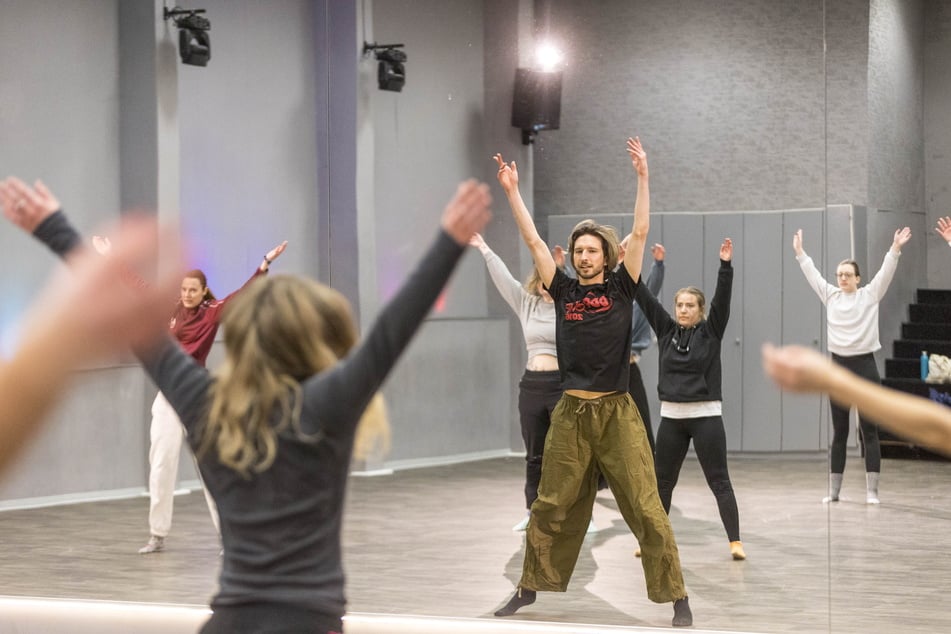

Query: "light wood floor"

xmin=0 ymin=454 xmax=949 ymax=633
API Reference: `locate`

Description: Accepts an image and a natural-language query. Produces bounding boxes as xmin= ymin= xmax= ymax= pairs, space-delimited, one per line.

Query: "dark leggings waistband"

xmin=831 ymin=351 xmax=875 ymax=363
xmin=521 ymin=369 xmax=561 ymax=382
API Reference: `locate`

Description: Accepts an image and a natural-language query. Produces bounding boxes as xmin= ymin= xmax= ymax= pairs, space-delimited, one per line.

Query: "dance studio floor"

xmin=0 ymin=454 xmax=949 ymax=633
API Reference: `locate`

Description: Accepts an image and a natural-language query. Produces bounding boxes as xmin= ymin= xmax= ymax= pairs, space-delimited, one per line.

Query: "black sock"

xmin=494 ymin=588 xmax=536 ymax=617
xmin=672 ymin=596 xmax=692 ymax=627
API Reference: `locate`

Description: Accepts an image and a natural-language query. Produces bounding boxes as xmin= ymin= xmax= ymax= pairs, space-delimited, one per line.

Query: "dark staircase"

xmin=882 ymin=289 xmax=951 ymax=460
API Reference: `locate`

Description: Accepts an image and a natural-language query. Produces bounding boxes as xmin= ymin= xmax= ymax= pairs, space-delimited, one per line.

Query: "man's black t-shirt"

xmin=546 ymin=265 xmax=640 ymax=393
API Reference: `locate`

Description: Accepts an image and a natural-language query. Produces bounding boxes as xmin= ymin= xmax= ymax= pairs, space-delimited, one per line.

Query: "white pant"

xmin=147 ymin=392 xmax=220 ymax=537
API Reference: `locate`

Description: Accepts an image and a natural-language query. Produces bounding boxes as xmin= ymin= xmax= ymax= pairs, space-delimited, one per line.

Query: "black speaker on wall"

xmin=512 ymin=68 xmax=562 ymax=144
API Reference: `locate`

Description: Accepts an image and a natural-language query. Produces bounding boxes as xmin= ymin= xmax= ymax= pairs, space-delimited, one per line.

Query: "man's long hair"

xmin=568 ymin=219 xmax=621 ymax=272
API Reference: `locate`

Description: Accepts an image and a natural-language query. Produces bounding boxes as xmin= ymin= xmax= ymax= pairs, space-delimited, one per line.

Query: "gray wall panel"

xmin=383 ymin=320 xmax=511 ymax=463
xmin=0 ymin=0 xmax=138 ymax=505
xmin=659 ymin=215 xmax=705 ymax=309
xmin=0 ymin=367 xmax=149 ymax=503
xmin=365 ymin=0 xmax=521 ymax=463
xmin=741 ymin=214 xmax=783 ymax=451
xmin=177 ymin=0 xmax=322 ymax=286
xmin=0 ymin=0 xmax=121 ymax=348
xmin=368 ymin=0 xmax=487 ymax=322
xmin=781 ymin=211 xmax=826 ymax=450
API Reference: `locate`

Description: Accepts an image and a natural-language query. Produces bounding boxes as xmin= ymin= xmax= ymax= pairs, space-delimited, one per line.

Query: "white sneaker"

xmin=866 ymin=494 xmax=880 ymax=505
xmin=511 ymin=515 xmax=530 ymax=532
xmin=138 ymin=535 xmax=165 ymax=554
xmin=822 ymin=495 xmax=839 ymax=503
xmin=586 ymin=519 xmax=598 ymax=533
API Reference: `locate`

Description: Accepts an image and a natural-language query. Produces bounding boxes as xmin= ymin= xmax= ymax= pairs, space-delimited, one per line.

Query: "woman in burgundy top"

xmin=138 ymin=249 xmax=285 ymax=554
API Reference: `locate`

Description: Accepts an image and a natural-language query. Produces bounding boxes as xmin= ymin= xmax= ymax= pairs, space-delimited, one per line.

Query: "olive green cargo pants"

xmin=519 ymin=391 xmax=686 ymax=603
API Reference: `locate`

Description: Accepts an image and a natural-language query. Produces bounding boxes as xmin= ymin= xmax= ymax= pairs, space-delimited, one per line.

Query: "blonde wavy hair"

xmin=200 ymin=275 xmax=390 ymax=477
xmin=523 ymin=268 xmax=545 ymax=296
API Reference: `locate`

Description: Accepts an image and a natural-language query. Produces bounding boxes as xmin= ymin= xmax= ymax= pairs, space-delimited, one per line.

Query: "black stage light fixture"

xmin=363 ymin=42 xmax=407 ymax=92
xmin=164 ymin=6 xmax=211 ymax=67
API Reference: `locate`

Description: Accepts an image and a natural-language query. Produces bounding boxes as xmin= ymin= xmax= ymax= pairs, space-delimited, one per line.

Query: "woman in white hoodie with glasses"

xmin=792 ymin=226 xmax=911 ymax=505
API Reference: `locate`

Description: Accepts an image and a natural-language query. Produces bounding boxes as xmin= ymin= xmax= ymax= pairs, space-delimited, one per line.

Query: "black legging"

xmin=655 ymin=415 xmax=740 ymax=542
xmin=628 ymin=360 xmax=656 ymax=452
xmin=830 ymin=352 xmax=881 ymax=474
xmin=517 ymin=369 xmax=563 ymax=509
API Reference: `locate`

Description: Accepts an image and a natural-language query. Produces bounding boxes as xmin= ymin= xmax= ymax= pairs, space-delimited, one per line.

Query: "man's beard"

xmin=576 ymin=264 xmax=604 ymax=280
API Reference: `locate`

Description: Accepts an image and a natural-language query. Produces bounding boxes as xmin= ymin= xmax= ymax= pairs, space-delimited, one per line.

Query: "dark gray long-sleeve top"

xmin=630 ymin=259 xmax=664 ymax=354
xmin=32 ymin=211 xmax=466 ymax=620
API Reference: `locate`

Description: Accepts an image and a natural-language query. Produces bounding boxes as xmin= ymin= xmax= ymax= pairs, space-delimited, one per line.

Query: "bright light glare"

xmin=535 ymin=42 xmax=563 ymax=72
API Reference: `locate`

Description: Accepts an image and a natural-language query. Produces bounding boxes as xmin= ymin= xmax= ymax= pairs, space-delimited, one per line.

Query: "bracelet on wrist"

xmin=263 ymin=255 xmax=272 ymax=265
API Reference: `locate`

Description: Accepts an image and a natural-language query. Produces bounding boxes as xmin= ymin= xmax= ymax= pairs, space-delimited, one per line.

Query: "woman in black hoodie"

xmin=635 ymin=237 xmax=744 ymax=561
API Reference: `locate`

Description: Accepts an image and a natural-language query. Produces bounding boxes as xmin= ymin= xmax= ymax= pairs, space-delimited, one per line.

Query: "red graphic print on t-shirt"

xmin=564 ymin=291 xmax=614 ymax=321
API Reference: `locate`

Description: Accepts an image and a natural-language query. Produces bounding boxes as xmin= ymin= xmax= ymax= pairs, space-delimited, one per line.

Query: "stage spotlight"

xmin=376 ymin=48 xmax=407 ymax=92
xmin=363 ymin=42 xmax=407 ymax=92
xmin=535 ymin=41 xmax=564 ymax=72
xmin=164 ymin=7 xmax=211 ymax=67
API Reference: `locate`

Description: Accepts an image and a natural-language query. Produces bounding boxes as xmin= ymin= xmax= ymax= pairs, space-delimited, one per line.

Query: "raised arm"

xmin=892 ymin=226 xmax=911 ymax=254
xmin=622 ymin=137 xmax=649 ymax=282
xmin=259 ymin=240 xmax=288 ymax=273
xmin=763 ymin=343 xmax=951 ymax=457
xmin=645 ymin=243 xmax=666 ymax=296
xmin=0 ymin=177 xmax=60 ymax=233
xmin=0 ymin=177 xmax=80 ymax=257
xmin=864 ymin=227 xmax=910 ymax=301
xmin=792 ymin=228 xmax=837 ymax=304
xmin=707 ymin=239 xmax=734 ymax=338
xmin=493 ymin=153 xmax=555 ymax=286
xmin=469 ymin=232 xmax=527 ymax=314
xmin=792 ymin=228 xmax=804 ymax=258
xmin=634 ymin=276 xmax=676 ymax=338
xmin=0 ymin=217 xmax=183 ymax=476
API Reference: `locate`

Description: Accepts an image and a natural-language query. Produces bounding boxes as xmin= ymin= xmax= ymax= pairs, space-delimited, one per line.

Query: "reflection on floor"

xmin=0 ymin=454 xmax=949 ymax=633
